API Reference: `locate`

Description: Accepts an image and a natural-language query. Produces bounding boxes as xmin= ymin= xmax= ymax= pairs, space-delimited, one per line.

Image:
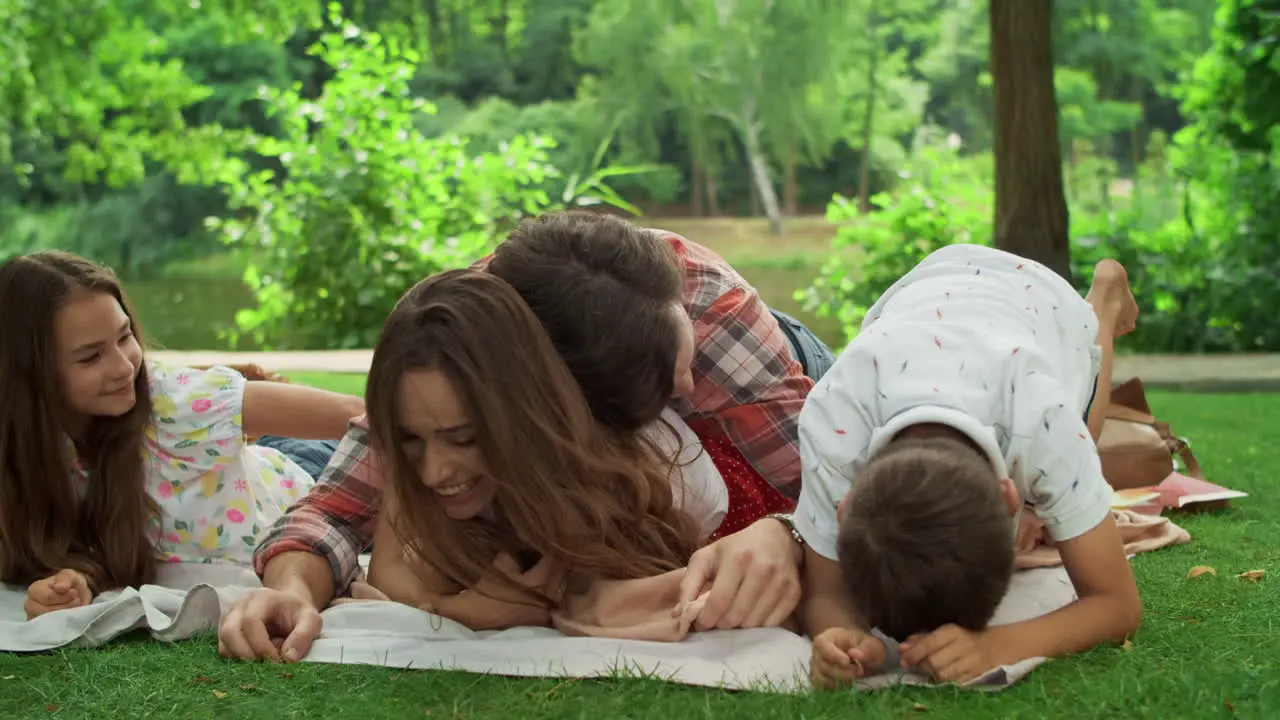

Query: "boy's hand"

xmin=899 ymin=624 xmax=999 ymax=684
xmin=25 ymin=569 xmax=92 ymax=620
xmin=809 ymin=626 xmax=887 ymax=690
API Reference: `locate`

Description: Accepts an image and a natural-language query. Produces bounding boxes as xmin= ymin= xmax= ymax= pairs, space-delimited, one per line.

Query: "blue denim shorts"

xmin=769 ymin=309 xmax=836 ymax=382
xmin=255 ymin=436 xmax=340 ymax=480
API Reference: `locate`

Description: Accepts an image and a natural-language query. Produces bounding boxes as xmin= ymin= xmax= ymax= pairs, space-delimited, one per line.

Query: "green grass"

xmin=2 ymin=385 xmax=1277 ymax=719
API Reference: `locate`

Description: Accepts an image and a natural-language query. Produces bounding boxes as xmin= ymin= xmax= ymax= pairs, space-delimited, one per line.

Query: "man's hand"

xmin=218 ymin=588 xmax=324 ymax=663
xmin=899 ymin=624 xmax=999 ymax=684
xmin=25 ymin=569 xmax=92 ymax=619
xmin=675 ymin=517 xmax=801 ymax=630
xmin=809 ymin=626 xmax=887 ymax=690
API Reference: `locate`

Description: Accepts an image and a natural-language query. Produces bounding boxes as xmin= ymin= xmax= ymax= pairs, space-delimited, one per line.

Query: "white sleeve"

xmin=792 ymin=346 xmax=878 ymax=561
xmin=1024 ymin=400 xmax=1113 ymax=542
xmin=644 ymin=409 xmax=728 ymax=540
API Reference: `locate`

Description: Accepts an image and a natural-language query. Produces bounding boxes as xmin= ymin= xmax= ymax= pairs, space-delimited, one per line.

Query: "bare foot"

xmin=1086 ymin=259 xmax=1139 ymax=337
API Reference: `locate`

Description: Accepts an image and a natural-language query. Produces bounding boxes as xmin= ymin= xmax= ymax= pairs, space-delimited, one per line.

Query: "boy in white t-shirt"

xmin=795 ymin=244 xmax=1142 ymax=689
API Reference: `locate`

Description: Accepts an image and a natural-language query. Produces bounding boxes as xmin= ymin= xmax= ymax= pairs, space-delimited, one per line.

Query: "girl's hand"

xmin=25 ymin=569 xmax=92 ymax=620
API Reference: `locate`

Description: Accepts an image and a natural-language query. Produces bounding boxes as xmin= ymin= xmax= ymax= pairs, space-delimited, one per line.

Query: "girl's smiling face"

xmin=394 ymin=368 xmax=497 ymax=521
xmin=55 ymin=291 xmax=144 ymax=428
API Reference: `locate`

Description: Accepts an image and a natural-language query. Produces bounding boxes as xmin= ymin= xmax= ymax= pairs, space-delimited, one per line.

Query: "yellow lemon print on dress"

xmin=184 ymin=426 xmax=212 ymax=443
xmin=152 ymin=394 xmax=178 ymax=418
xmin=199 ymin=524 xmax=222 ymax=552
xmin=199 ymin=472 xmax=222 ymax=498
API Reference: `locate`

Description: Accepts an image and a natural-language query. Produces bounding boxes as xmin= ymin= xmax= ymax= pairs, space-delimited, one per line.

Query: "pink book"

xmin=1111 ymin=473 xmax=1248 ymax=515
xmin=1157 ymin=472 xmax=1248 ymax=509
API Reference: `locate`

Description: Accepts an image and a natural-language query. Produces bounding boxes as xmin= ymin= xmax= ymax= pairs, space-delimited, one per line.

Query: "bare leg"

xmin=1084 ymin=260 xmax=1139 ymax=441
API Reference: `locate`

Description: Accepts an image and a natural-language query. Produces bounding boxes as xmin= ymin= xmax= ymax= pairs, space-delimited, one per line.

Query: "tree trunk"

xmin=423 ymin=0 xmax=445 ymax=67
xmin=741 ymin=108 xmax=784 ymax=235
xmin=989 ymin=0 xmax=1072 ymax=282
xmin=1129 ymin=72 xmax=1143 ymax=175
xmin=691 ymin=157 xmax=705 ymax=217
xmin=706 ymin=172 xmax=721 ymax=216
xmin=783 ymin=143 xmax=798 ymax=216
xmin=857 ymin=0 xmax=881 ymax=214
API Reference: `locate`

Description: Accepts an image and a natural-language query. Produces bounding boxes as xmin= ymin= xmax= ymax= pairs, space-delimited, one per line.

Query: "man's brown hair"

xmin=0 ymin=252 xmax=158 ymax=593
xmin=488 ymin=211 xmax=685 ymax=432
xmin=836 ymin=435 xmax=1014 ymax=640
xmin=365 ymin=269 xmax=702 ymax=608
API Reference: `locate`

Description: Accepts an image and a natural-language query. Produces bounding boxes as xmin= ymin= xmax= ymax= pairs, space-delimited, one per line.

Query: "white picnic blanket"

xmin=0 ymin=561 xmax=1076 ymax=692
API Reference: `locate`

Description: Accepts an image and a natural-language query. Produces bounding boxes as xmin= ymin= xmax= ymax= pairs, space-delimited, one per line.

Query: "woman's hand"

xmin=425 ymin=553 xmax=564 ymax=630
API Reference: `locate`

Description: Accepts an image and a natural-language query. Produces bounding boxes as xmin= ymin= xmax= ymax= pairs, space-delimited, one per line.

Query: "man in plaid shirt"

xmin=218 ymin=212 xmax=824 ymax=662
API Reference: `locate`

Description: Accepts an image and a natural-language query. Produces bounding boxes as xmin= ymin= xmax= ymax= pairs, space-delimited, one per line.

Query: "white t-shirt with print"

xmin=793 ymin=244 xmax=1112 ymax=561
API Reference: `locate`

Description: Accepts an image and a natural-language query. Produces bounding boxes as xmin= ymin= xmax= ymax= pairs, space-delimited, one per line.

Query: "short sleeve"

xmin=1023 ymin=400 xmax=1113 ymax=542
xmin=792 ymin=346 xmax=878 ymax=561
xmin=146 ymin=363 xmax=247 ymax=478
xmin=644 ymin=409 xmax=728 ymax=540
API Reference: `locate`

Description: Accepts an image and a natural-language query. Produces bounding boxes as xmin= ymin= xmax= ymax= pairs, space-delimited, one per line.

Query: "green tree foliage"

xmin=0 ymin=0 xmax=317 ymax=188
xmin=1163 ymin=0 xmax=1280 ymax=351
xmin=212 ymin=9 xmax=566 ymax=349
xmin=8 ymin=0 xmax=1271 ymax=353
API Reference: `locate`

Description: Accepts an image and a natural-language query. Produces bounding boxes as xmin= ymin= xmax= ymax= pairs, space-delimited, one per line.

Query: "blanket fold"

xmin=0 ymin=510 xmax=1188 ymax=694
xmin=550 ymin=510 xmax=1189 ymax=644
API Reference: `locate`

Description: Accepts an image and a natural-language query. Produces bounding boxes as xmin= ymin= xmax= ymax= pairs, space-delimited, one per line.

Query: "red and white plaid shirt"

xmin=253 ymin=232 xmax=814 ymax=587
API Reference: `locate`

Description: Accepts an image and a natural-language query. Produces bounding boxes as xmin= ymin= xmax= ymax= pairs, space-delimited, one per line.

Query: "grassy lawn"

xmin=2 ymin=380 xmax=1276 ymax=719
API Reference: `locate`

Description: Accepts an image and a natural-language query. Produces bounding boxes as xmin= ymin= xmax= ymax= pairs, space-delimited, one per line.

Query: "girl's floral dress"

xmin=72 ymin=362 xmax=316 ymax=564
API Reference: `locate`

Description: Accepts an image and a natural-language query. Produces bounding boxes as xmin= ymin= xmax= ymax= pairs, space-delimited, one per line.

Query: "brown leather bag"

xmin=1097 ymin=378 xmax=1202 ymax=490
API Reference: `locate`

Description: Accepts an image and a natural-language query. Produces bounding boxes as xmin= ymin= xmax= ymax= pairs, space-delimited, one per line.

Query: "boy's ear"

xmin=997 ymin=477 xmax=1020 ymax=517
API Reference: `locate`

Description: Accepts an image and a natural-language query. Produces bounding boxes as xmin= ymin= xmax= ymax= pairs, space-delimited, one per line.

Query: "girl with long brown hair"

xmin=363 ymin=269 xmax=759 ymax=627
xmin=0 ymin=252 xmax=363 ymax=619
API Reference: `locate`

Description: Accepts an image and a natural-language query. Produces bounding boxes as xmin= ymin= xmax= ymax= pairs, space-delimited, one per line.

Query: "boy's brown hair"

xmin=836 ymin=435 xmax=1015 ymax=641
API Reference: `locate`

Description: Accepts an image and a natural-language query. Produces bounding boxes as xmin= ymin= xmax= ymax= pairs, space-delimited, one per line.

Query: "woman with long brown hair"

xmin=0 ymin=251 xmax=363 ymax=619
xmin=362 ymin=269 xmax=757 ymax=627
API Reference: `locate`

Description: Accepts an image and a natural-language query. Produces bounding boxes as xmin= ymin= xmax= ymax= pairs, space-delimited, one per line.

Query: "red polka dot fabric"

xmin=686 ymin=419 xmax=796 ymax=543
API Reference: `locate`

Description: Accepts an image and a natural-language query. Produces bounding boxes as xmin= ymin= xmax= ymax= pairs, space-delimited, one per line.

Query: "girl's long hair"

xmin=366 ymin=269 xmax=702 ymax=605
xmin=0 ymin=252 xmax=157 ymax=591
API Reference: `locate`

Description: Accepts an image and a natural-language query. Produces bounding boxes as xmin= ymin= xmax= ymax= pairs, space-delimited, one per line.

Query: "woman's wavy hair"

xmin=365 ymin=269 xmax=702 ymax=605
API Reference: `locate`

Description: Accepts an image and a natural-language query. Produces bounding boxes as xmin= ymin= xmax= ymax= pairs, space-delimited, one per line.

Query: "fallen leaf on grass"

xmin=912 ymin=703 xmax=929 ymax=712
xmin=212 ymin=690 xmax=228 ymax=699
xmin=1122 ymin=638 xmax=1134 ymax=652
xmin=1224 ymin=698 xmax=1236 ymax=712
xmin=193 ymin=676 xmax=213 ymax=686
xmin=45 ymin=705 xmax=56 ymax=713
xmin=1236 ymin=570 xmax=1265 ymax=582
xmin=238 ymin=683 xmax=258 ymax=692
xmin=1187 ymin=565 xmax=1217 ymax=578
xmin=279 ymin=671 xmax=293 ymax=680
